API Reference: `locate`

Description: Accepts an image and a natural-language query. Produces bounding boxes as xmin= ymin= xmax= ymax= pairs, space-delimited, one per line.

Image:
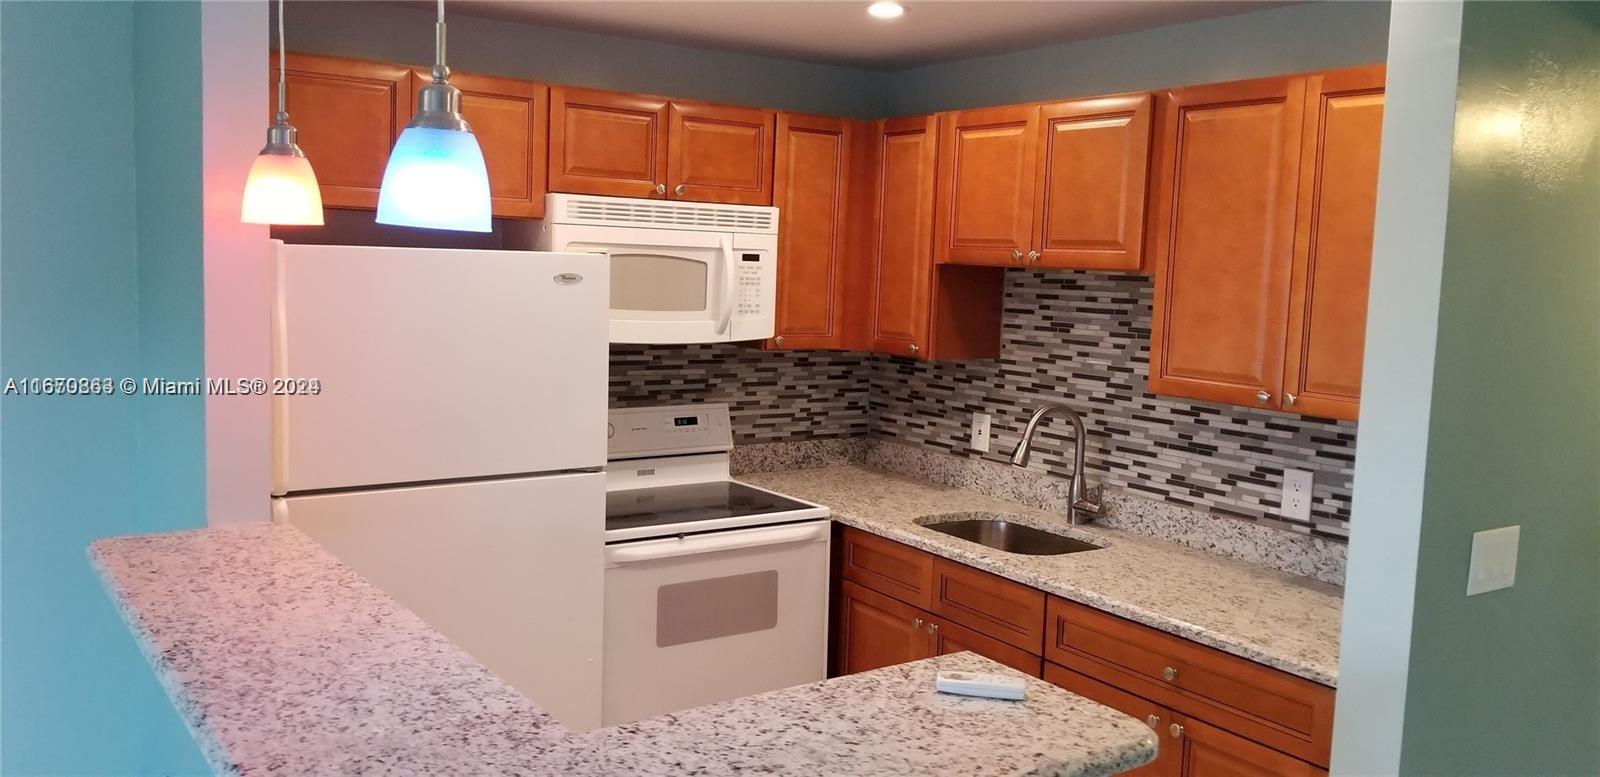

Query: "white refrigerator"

xmin=268 ymin=241 xmax=608 ymax=730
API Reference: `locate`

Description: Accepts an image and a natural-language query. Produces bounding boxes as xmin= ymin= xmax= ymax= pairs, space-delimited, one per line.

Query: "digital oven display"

xmin=673 ymin=417 xmax=699 ymax=427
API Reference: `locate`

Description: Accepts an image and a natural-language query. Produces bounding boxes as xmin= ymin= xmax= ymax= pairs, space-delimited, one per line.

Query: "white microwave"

xmin=536 ymin=194 xmax=778 ymax=344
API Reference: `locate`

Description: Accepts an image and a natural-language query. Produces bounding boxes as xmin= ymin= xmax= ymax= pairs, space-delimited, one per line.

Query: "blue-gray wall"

xmin=281 ymin=1 xmax=892 ymax=119
xmin=1 ymin=2 xmax=209 ymax=773
xmin=881 ymin=1 xmax=1392 ymax=114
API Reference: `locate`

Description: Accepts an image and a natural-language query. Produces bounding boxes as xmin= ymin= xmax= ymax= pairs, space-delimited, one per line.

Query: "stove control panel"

xmin=607 ymin=403 xmax=733 ymax=460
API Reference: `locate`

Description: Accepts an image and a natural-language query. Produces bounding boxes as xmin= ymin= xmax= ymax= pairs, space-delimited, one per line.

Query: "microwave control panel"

xmin=607 ymin=403 xmax=733 ymax=459
xmin=737 ymin=252 xmax=765 ymax=317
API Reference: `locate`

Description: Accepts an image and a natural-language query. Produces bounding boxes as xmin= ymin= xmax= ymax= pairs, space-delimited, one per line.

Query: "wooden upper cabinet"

xmin=870 ymin=115 xmax=940 ymax=357
xmin=1283 ymin=65 xmax=1385 ymax=421
xmin=667 ymin=101 xmax=775 ymax=205
xmin=934 ymin=105 xmax=1041 ymax=266
xmin=1034 ymin=93 xmax=1154 ymax=271
xmin=277 ymin=53 xmax=412 ymax=210
xmin=548 ymin=86 xmax=669 ymax=198
xmin=1147 ymin=75 xmax=1307 ymax=409
xmin=413 ymin=70 xmax=547 ymax=219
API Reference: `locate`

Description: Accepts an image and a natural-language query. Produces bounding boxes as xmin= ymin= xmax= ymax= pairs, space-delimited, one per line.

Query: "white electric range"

xmin=602 ymin=403 xmax=830 ymax=726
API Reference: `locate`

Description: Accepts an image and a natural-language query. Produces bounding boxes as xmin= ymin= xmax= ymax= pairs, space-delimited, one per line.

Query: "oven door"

xmin=601 ymin=520 xmax=830 ymax=726
xmin=560 ymin=226 xmax=736 ymax=344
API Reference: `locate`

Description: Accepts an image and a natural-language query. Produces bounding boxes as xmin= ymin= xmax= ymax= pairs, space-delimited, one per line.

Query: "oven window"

xmin=611 ymin=253 xmax=708 ymax=312
xmin=655 ymin=570 xmax=778 ymax=647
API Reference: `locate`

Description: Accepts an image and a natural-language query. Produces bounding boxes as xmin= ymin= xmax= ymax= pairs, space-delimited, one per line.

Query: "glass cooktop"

xmin=605 ymin=481 xmax=814 ymax=534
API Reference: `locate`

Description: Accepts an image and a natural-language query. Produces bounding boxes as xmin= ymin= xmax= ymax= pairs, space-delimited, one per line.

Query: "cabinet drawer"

xmin=931 ymin=558 xmax=1046 ymax=653
xmin=1047 ymin=596 xmax=1334 ymax=766
xmin=839 ymin=527 xmax=933 ymax=609
xmin=932 ymin=617 xmax=1042 ymax=677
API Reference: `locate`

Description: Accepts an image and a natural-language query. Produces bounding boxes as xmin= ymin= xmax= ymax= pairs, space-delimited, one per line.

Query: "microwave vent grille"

xmin=565 ymin=198 xmax=775 ymax=233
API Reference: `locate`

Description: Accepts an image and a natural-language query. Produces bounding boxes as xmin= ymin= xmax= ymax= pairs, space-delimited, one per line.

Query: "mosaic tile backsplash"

xmin=609 ymin=344 xmax=869 ymax=443
xmin=870 ymin=270 xmax=1358 ymax=540
xmin=610 ymin=270 xmax=1359 ymax=541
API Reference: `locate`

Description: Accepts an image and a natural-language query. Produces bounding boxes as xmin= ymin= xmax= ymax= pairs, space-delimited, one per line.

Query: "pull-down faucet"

xmin=1008 ymin=403 xmax=1103 ymax=525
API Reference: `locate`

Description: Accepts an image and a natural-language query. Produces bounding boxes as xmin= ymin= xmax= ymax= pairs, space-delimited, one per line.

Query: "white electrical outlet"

xmin=970 ymin=412 xmax=992 ymax=453
xmin=1467 ymin=525 xmax=1519 ymax=596
xmin=1281 ymin=469 xmax=1313 ymax=522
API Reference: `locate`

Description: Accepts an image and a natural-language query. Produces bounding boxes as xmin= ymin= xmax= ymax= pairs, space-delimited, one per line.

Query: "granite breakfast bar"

xmin=91 ymin=523 xmax=1157 ymax=777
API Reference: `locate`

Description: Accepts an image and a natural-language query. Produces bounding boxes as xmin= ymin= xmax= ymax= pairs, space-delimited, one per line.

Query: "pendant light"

xmin=375 ymin=0 xmax=491 ymax=232
xmin=241 ymin=0 xmax=324 ymax=225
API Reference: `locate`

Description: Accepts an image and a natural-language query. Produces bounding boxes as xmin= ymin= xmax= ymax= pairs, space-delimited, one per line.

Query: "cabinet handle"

xmin=1161 ymin=665 xmax=1178 ymax=682
xmin=654 ymin=183 xmax=666 ymax=195
xmin=1169 ymin=723 xmax=1185 ymax=739
xmin=908 ymin=344 xmax=919 ymax=355
xmin=1286 ymin=392 xmax=1298 ymax=406
xmin=1027 ymin=250 xmax=1040 ymax=265
xmin=1010 ymin=249 xmax=1023 ymax=263
xmin=674 ymin=183 xmax=687 ymax=196
xmin=1256 ymin=390 xmax=1271 ymax=404
xmin=1145 ymin=714 xmax=1160 ymax=730
xmin=774 ymin=336 xmax=785 ymax=347
xmin=912 ymin=617 xmax=923 ymax=629
xmin=925 ymin=621 xmax=938 ymax=633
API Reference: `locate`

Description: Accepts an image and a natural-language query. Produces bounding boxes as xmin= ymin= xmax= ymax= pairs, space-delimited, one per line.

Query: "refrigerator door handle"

xmin=606 ymin=522 xmax=826 ymax=567
xmin=716 ymin=235 xmax=735 ymax=336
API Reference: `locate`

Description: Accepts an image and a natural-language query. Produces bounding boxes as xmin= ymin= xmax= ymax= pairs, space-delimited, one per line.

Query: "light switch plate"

xmin=1467 ymin=525 xmax=1519 ymax=596
xmin=970 ymin=412 xmax=992 ymax=453
xmin=1281 ymin=469 xmax=1313 ymax=522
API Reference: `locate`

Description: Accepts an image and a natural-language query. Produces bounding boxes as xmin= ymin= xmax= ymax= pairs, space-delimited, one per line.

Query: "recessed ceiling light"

xmin=868 ymin=1 xmax=904 ymax=20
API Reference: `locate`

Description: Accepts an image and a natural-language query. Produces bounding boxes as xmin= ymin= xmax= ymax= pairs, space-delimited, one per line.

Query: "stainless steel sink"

xmin=918 ymin=514 xmax=1103 ymax=556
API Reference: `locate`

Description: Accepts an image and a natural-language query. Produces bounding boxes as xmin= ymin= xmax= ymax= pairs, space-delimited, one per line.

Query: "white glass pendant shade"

xmin=375 ymin=125 xmax=491 ymax=232
xmin=241 ymin=148 xmax=324 ymax=225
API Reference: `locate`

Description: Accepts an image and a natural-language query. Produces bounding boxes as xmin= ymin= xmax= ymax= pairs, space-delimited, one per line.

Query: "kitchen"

xmin=3 ymin=1 xmax=1598 ymax=776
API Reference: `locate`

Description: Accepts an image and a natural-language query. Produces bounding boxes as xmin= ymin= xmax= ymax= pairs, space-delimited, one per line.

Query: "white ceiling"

xmin=442 ymin=1 xmax=1288 ymax=69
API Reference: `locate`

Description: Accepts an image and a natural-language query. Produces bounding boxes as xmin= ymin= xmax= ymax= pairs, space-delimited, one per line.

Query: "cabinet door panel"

xmin=279 ymin=53 xmax=412 ymax=210
xmin=934 ymin=105 xmax=1039 ymax=266
xmin=837 ymin=581 xmax=931 ymax=675
xmin=1180 ymin=716 xmax=1326 ymax=777
xmin=1284 ymin=66 xmax=1385 ymax=421
xmin=932 ymin=618 xmax=1042 ymax=677
xmin=870 ymin=115 xmax=939 ymax=357
xmin=415 ymin=70 xmax=546 ymax=218
xmin=667 ymin=102 xmax=774 ymax=205
xmin=768 ymin=114 xmax=851 ymax=349
xmin=931 ymin=558 xmax=1046 ymax=653
xmin=548 ymin=87 xmax=667 ymax=198
xmin=1035 ymin=93 xmax=1153 ymax=270
xmin=1147 ymin=76 xmax=1306 ymax=408
xmin=1044 ymin=664 xmax=1176 ymax=777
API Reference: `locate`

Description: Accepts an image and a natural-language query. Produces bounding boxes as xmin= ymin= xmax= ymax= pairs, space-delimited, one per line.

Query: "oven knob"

xmin=607 ymin=423 xmax=615 ymax=439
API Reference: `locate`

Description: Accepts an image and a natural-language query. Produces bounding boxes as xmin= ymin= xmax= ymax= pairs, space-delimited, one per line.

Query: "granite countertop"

xmin=741 ymin=466 xmax=1343 ymax=686
xmin=91 ymin=523 xmax=1156 ymax=776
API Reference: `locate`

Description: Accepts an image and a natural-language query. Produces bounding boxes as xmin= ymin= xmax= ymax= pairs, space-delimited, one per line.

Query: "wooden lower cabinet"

xmin=1178 ymin=716 xmax=1326 ymax=777
xmin=1044 ymin=663 xmax=1178 ymax=777
xmin=837 ymin=580 xmax=1042 ymax=677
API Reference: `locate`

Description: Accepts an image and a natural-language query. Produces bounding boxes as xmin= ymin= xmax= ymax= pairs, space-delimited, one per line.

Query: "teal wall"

xmin=1 ymin=2 xmax=209 ymax=774
xmin=880 ymin=1 xmax=1392 ymax=114
xmin=1400 ymin=2 xmax=1600 ymax=773
xmin=281 ymin=1 xmax=891 ymax=119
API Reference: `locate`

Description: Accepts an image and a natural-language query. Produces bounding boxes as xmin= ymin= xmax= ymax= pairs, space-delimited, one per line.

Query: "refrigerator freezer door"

xmin=278 ymin=471 xmax=604 ymax=730
xmin=273 ymin=243 xmax=607 ymax=494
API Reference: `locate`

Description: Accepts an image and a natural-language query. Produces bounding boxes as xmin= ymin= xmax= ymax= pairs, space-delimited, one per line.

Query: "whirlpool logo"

xmin=553 ymin=273 xmax=584 ymax=285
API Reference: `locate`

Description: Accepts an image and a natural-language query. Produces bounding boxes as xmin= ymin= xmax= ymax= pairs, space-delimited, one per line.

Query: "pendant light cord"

xmin=433 ymin=0 xmax=449 ymax=81
xmin=276 ymin=0 xmax=287 ymax=120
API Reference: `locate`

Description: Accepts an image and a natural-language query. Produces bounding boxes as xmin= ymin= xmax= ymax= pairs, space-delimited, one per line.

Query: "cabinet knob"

xmin=1256 ymin=390 xmax=1271 ymax=404
xmin=1286 ymin=392 xmax=1298 ymax=406
xmin=908 ymin=344 xmax=920 ymax=354
xmin=1010 ymin=249 xmax=1023 ymax=263
xmin=1145 ymin=714 xmax=1160 ymax=730
xmin=1169 ymin=723 xmax=1185 ymax=739
xmin=1027 ymin=250 xmax=1040 ymax=265
xmin=925 ymin=621 xmax=938 ymax=633
xmin=911 ymin=617 xmax=922 ymax=629
xmin=774 ymin=336 xmax=785 ymax=347
xmin=674 ymin=183 xmax=687 ymax=196
xmin=1162 ymin=665 xmax=1178 ymax=682
xmin=654 ymin=183 xmax=666 ymax=195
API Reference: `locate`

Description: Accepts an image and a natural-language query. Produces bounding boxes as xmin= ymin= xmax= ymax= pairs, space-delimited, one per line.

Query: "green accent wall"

xmin=1 ymin=2 xmax=209 ymax=773
xmin=1401 ymin=2 xmax=1600 ymax=773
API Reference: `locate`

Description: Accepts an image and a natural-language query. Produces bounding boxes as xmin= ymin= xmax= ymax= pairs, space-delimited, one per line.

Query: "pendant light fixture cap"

xmin=408 ymin=71 xmax=472 ymax=133
xmin=260 ymin=113 xmax=309 ymax=157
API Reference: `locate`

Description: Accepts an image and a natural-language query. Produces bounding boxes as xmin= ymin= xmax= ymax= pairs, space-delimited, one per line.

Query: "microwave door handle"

xmin=716 ymin=236 xmax=735 ymax=335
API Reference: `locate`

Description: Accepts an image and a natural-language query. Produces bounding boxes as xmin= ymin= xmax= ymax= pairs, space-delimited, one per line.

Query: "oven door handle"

xmin=606 ymin=522 xmax=827 ymax=567
xmin=715 ymin=235 xmax=735 ymax=336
